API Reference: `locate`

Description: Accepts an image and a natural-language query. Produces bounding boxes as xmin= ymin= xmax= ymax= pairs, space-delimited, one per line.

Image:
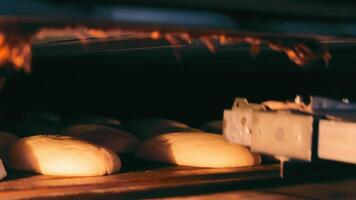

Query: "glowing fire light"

xmin=200 ymin=36 xmax=216 ymax=53
xmin=0 ymin=33 xmax=32 ymax=73
xmin=0 ymin=26 xmax=331 ymax=73
xmin=268 ymin=43 xmax=330 ymax=66
xmin=150 ymin=31 xmax=160 ymax=40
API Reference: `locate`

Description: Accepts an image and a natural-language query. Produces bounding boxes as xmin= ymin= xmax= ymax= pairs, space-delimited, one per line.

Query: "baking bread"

xmin=0 ymin=111 xmax=61 ymax=137
xmin=6 ymin=135 xmax=121 ymax=176
xmin=125 ymin=118 xmax=192 ymax=139
xmin=201 ymin=120 xmax=222 ymax=134
xmin=136 ymin=132 xmax=261 ymax=168
xmin=0 ymin=131 xmax=18 ymax=156
xmin=0 ymin=159 xmax=6 ymax=180
xmin=16 ymin=111 xmax=61 ymax=136
xmin=65 ymin=114 xmax=121 ymax=128
xmin=61 ymin=124 xmax=138 ymax=153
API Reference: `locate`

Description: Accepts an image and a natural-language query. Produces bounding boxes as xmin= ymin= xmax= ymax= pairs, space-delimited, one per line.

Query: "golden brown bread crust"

xmin=0 ymin=159 xmax=6 ymax=180
xmin=125 ymin=118 xmax=194 ymax=139
xmin=6 ymin=135 xmax=121 ymax=176
xmin=136 ymin=132 xmax=261 ymax=168
xmin=0 ymin=131 xmax=18 ymax=157
xmin=61 ymin=124 xmax=138 ymax=154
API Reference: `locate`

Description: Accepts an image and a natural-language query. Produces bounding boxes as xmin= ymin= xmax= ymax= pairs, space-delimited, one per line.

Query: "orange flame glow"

xmin=0 ymin=26 xmax=331 ymax=73
xmin=0 ymin=33 xmax=32 ymax=73
xmin=150 ymin=31 xmax=160 ymax=40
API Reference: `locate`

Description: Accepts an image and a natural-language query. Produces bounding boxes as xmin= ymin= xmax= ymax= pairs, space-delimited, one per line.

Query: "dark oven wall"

xmin=0 ymin=40 xmax=354 ymax=127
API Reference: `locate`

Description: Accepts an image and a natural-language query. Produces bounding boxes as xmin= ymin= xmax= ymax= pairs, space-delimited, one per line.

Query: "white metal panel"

xmin=319 ymin=120 xmax=356 ymax=164
xmin=223 ymin=109 xmax=253 ymax=146
xmin=251 ymin=112 xmax=313 ymax=161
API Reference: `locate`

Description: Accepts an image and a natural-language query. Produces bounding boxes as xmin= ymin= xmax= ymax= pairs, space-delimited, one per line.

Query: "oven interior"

xmin=1 ymin=1 xmax=356 ymax=199
xmin=1 ymin=38 xmax=355 ymax=126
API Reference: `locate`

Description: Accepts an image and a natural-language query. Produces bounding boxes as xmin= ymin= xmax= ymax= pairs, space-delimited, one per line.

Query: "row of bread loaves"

xmin=0 ymin=117 xmax=260 ymax=178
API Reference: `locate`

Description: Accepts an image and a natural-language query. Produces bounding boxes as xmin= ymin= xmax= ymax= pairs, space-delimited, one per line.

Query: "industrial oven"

xmin=1 ymin=0 xmax=356 ymax=199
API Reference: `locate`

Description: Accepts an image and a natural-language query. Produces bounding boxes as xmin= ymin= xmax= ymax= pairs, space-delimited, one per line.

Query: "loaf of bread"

xmin=6 ymin=135 xmax=121 ymax=176
xmin=14 ymin=111 xmax=61 ymax=136
xmin=0 ymin=131 xmax=18 ymax=156
xmin=65 ymin=114 xmax=121 ymax=128
xmin=125 ymin=118 xmax=194 ymax=139
xmin=0 ymin=159 xmax=6 ymax=180
xmin=61 ymin=124 xmax=138 ymax=153
xmin=136 ymin=132 xmax=261 ymax=168
xmin=0 ymin=132 xmax=16 ymax=180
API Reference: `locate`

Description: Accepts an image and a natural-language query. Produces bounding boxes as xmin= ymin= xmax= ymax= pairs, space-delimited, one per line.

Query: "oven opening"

xmin=1 ymin=1 xmax=356 ymax=199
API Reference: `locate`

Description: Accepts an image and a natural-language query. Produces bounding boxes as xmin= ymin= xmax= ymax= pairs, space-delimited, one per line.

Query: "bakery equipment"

xmin=224 ymin=98 xmax=315 ymax=177
xmin=224 ymin=96 xmax=356 ymax=178
xmin=223 ymin=97 xmax=264 ymax=147
xmin=251 ymin=111 xmax=314 ymax=162
xmin=1 ymin=0 xmax=356 ymax=199
xmin=319 ymin=119 xmax=356 ymax=164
